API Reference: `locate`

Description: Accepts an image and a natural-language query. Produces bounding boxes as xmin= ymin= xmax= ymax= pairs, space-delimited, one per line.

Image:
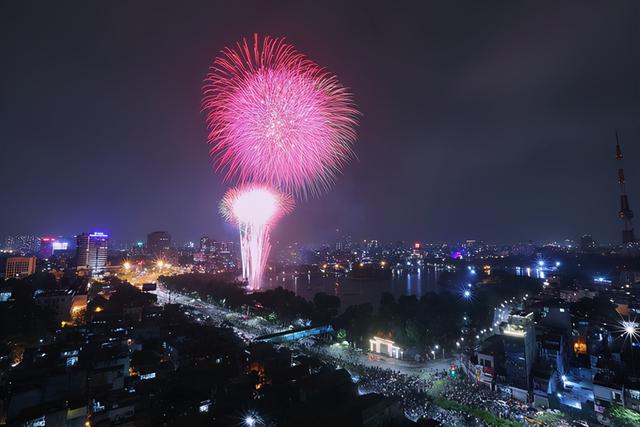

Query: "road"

xmin=154 ymin=284 xmax=283 ymax=341
xmin=153 ymin=284 xmax=456 ymax=378
xmin=317 ymin=343 xmax=457 ymax=378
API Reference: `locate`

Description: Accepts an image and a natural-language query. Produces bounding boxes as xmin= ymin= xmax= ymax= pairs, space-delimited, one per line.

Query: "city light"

xmin=242 ymin=410 xmax=262 ymax=427
xmin=463 ymin=290 xmax=471 ymax=299
xmin=619 ymin=318 xmax=639 ymax=344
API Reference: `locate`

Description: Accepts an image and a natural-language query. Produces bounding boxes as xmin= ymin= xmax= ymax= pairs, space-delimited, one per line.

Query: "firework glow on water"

xmin=203 ymin=34 xmax=359 ymax=198
xmin=220 ymin=185 xmax=294 ymax=290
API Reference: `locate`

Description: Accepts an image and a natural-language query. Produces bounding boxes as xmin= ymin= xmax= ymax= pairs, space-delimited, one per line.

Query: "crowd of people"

xmin=304 ymin=344 xmax=574 ymax=426
xmin=358 ymin=365 xmax=431 ymax=415
xmin=307 ymin=345 xmax=491 ymax=425
xmin=440 ymin=377 xmax=543 ymax=424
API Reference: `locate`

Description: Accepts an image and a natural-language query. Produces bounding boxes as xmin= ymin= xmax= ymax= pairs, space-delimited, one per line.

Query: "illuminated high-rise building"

xmin=499 ymin=311 xmax=536 ymax=402
xmin=146 ymin=231 xmax=171 ymax=256
xmin=76 ymin=232 xmax=109 ymax=273
xmin=39 ymin=237 xmax=56 ymax=258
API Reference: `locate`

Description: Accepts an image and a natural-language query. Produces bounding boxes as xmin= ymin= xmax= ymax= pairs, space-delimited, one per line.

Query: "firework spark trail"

xmin=203 ymin=34 xmax=359 ymax=198
xmin=220 ymin=185 xmax=294 ymax=290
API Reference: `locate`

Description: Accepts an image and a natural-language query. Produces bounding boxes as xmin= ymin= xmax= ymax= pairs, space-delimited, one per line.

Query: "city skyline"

xmin=0 ymin=229 xmax=622 ymax=251
xmin=3 ymin=3 xmax=640 ymax=424
xmin=2 ymin=1 xmax=639 ymax=244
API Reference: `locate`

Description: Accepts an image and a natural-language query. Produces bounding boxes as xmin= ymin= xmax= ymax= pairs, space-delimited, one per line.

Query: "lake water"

xmin=261 ymin=267 xmax=443 ymax=309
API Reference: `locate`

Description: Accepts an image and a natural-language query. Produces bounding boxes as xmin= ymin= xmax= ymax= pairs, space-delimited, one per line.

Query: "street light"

xmin=624 ymin=322 xmax=637 ymax=337
xmin=243 ymin=410 xmax=262 ymax=427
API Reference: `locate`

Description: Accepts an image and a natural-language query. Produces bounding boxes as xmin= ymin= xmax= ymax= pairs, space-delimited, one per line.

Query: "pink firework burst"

xmin=203 ymin=34 xmax=359 ymax=198
xmin=220 ymin=185 xmax=294 ymax=290
xmin=219 ymin=184 xmax=294 ymax=225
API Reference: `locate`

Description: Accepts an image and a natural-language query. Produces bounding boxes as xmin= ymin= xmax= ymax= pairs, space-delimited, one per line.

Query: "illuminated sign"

xmin=52 ymin=241 xmax=69 ymax=251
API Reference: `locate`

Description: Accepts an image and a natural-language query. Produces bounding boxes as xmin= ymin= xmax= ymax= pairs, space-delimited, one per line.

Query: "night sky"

xmin=2 ymin=1 xmax=639 ymax=246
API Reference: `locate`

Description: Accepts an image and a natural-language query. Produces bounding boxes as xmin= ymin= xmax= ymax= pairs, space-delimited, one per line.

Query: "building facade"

xmin=39 ymin=237 xmax=56 ymax=258
xmin=500 ymin=311 xmax=536 ymax=401
xmin=76 ymin=232 xmax=109 ymax=273
xmin=5 ymin=256 xmax=37 ymax=279
xmin=146 ymin=231 xmax=171 ymax=256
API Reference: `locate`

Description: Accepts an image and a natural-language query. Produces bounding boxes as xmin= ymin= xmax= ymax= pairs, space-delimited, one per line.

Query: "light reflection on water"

xmin=514 ymin=266 xmax=545 ymax=279
xmin=261 ymin=266 xmax=442 ymax=308
xmin=258 ymin=265 xmax=545 ymax=308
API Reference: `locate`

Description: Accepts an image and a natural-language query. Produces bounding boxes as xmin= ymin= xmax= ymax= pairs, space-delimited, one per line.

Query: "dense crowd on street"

xmin=305 ymin=344 xmax=572 ymax=426
xmin=307 ymin=346 xmax=493 ymax=425
xmin=438 ymin=377 xmax=559 ymax=425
